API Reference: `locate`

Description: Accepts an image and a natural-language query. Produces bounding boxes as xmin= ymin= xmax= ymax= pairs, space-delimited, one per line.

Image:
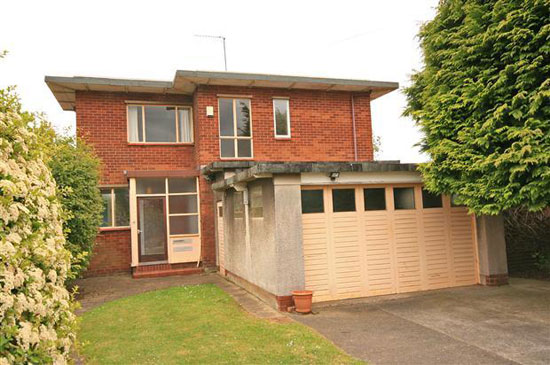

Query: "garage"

xmin=301 ymin=184 xmax=479 ymax=302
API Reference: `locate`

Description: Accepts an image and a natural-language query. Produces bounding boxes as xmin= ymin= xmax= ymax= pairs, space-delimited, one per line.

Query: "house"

xmin=45 ymin=70 xmax=509 ymax=310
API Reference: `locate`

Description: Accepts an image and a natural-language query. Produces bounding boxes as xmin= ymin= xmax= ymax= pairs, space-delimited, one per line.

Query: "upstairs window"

xmin=273 ymin=98 xmax=290 ymax=138
xmin=219 ymin=98 xmax=253 ymax=158
xmin=128 ymin=105 xmax=193 ymax=143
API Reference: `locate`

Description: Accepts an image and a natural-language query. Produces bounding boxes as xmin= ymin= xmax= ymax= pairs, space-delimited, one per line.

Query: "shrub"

xmin=0 ymin=88 xmax=76 ymax=363
xmin=36 ymin=123 xmax=103 ymax=279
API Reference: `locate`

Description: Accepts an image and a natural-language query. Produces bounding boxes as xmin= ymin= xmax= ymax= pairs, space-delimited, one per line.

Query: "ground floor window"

xmin=100 ymin=187 xmax=130 ymax=227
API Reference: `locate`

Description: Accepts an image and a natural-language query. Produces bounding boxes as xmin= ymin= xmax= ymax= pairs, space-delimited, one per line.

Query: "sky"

xmin=1 ymin=0 xmax=438 ymax=163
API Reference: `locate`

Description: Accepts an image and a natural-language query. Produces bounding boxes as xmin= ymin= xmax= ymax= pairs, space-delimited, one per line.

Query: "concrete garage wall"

xmin=222 ymin=176 xmax=305 ymax=308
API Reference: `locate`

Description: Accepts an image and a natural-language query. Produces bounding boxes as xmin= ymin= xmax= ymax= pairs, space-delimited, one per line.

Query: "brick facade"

xmin=76 ymin=86 xmax=374 ymax=276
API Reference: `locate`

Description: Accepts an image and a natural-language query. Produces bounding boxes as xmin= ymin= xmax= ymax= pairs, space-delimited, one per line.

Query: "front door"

xmin=138 ymin=197 xmax=167 ymax=262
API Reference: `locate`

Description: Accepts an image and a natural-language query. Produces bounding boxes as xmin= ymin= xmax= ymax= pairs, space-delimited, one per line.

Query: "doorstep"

xmin=132 ymin=263 xmax=203 ymax=279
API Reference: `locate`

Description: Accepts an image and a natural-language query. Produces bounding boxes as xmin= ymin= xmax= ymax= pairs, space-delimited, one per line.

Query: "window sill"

xmin=274 ymin=136 xmax=292 ymax=140
xmin=219 ymin=157 xmax=255 ymax=160
xmin=128 ymin=142 xmax=194 ymax=146
xmin=99 ymin=226 xmax=131 ymax=232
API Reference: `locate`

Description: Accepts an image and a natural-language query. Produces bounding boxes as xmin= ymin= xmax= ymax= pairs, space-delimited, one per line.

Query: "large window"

xmin=273 ymin=98 xmax=290 ymax=138
xmin=136 ymin=177 xmax=200 ymax=236
xmin=128 ymin=105 xmax=193 ymax=143
xmin=219 ymin=98 xmax=252 ymax=158
xmin=101 ymin=187 xmax=130 ymax=227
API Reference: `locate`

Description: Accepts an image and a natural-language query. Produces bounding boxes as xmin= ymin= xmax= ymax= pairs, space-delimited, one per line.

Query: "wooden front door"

xmin=137 ymin=197 xmax=168 ymax=262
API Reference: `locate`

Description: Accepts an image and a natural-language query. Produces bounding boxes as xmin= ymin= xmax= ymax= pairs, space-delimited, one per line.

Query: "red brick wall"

xmin=85 ymin=230 xmax=131 ymax=276
xmin=194 ymin=85 xmax=374 ymax=162
xmin=76 ymin=86 xmax=374 ymax=276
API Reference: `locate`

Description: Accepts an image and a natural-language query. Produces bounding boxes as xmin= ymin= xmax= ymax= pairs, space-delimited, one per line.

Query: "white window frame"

xmin=273 ymin=98 xmax=291 ymax=138
xmin=126 ymin=104 xmax=194 ymax=144
xmin=135 ymin=177 xmax=201 ymax=238
xmin=218 ymin=98 xmax=253 ymax=159
xmin=100 ymin=186 xmax=130 ymax=229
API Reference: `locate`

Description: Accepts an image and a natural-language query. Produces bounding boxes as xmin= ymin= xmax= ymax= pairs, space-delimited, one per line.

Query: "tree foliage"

xmin=35 ymin=123 xmax=103 ymax=279
xmin=0 ymin=87 xmax=76 ymax=364
xmin=404 ymin=0 xmax=550 ymax=214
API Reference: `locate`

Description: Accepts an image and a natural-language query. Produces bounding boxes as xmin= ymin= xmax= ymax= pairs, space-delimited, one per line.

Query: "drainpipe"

xmin=351 ymin=94 xmax=358 ymax=161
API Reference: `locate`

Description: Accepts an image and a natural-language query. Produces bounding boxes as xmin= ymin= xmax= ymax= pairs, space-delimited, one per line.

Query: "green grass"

xmin=79 ymin=284 xmax=361 ymax=364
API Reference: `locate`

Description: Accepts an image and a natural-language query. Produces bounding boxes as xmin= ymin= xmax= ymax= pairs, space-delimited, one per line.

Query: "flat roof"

xmin=207 ymin=161 xmax=418 ymax=191
xmin=45 ymin=70 xmax=399 ymax=111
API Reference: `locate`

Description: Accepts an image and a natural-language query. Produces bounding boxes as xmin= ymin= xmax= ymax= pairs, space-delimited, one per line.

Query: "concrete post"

xmin=273 ymin=174 xmax=306 ymax=297
xmin=476 ymin=215 xmax=509 ymax=285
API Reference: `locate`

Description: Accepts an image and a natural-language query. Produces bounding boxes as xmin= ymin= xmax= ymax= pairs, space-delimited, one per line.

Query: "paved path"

xmin=74 ymin=272 xmax=287 ymax=321
xmin=292 ymin=278 xmax=550 ymax=365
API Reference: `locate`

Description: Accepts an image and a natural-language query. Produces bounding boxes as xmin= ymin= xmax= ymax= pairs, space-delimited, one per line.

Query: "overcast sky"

xmin=1 ymin=0 xmax=438 ymax=163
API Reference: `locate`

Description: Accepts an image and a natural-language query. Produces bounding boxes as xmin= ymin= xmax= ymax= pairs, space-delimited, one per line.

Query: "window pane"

xmin=178 ymin=108 xmax=192 ymax=143
xmin=250 ymin=184 xmax=263 ymax=218
xmin=237 ymin=139 xmax=252 ymax=158
xmin=236 ymin=99 xmax=251 ymax=136
xmin=219 ymin=98 xmax=234 ymax=137
xmin=394 ymin=188 xmax=415 ymax=210
xmin=168 ymin=178 xmax=196 ymax=193
xmin=301 ymin=190 xmax=324 ymax=214
xmin=114 ymin=188 xmax=129 ymax=226
xmin=100 ymin=189 xmax=112 ymax=227
xmin=220 ymin=139 xmax=235 ymax=158
xmin=169 ymin=195 xmax=197 ymax=214
xmin=169 ymin=215 xmax=199 ymax=235
xmin=332 ymin=189 xmax=356 ymax=212
xmin=128 ymin=106 xmax=143 ymax=142
xmin=274 ymin=99 xmax=289 ymax=136
xmin=144 ymin=106 xmax=176 ymax=142
xmin=364 ymin=188 xmax=386 ymax=211
xmin=137 ymin=178 xmax=166 ymax=194
xmin=422 ymin=189 xmax=442 ymax=208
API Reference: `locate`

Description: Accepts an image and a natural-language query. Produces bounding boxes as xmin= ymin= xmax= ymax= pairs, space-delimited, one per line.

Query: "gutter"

xmin=351 ymin=94 xmax=358 ymax=161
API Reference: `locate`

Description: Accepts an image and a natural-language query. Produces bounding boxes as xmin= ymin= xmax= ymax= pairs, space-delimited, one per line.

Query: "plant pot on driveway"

xmin=292 ymin=290 xmax=313 ymax=314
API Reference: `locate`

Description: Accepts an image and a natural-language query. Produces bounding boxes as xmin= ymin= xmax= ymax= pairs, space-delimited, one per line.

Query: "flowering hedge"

xmin=0 ymin=89 xmax=76 ymax=364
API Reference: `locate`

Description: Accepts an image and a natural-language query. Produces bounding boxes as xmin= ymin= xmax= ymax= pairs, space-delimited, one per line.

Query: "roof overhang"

xmin=45 ymin=70 xmax=399 ymax=111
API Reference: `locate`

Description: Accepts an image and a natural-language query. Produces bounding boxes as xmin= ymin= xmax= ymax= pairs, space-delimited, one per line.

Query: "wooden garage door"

xmin=302 ymin=184 xmax=479 ymax=303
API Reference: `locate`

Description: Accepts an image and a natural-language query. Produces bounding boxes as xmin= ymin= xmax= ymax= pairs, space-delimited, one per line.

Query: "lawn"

xmin=78 ymin=284 xmax=361 ymax=364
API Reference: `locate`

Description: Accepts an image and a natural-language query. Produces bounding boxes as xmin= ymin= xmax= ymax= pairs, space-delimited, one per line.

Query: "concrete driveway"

xmin=293 ymin=278 xmax=550 ymax=364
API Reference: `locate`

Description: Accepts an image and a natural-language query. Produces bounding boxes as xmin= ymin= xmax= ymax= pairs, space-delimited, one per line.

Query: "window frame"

xmin=135 ymin=177 xmax=201 ymax=238
xmin=218 ymin=98 xmax=254 ymax=159
xmin=273 ymin=97 xmax=291 ymax=139
xmin=126 ymin=104 xmax=194 ymax=144
xmin=100 ymin=186 xmax=130 ymax=230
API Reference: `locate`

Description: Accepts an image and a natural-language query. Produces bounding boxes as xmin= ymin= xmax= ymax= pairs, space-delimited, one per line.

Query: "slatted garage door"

xmin=302 ymin=184 xmax=479 ymax=303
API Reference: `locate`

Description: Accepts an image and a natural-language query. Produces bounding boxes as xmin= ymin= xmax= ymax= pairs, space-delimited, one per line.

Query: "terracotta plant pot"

xmin=292 ymin=290 xmax=313 ymax=314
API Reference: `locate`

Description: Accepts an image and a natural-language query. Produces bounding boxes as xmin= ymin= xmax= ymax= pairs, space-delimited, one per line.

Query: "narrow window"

xmin=394 ymin=187 xmax=415 ymax=210
xmin=273 ymin=98 xmax=290 ymax=138
xmin=301 ymin=190 xmax=324 ymax=214
xmin=332 ymin=189 xmax=356 ymax=212
xmin=250 ymin=184 xmax=263 ymax=218
xmin=364 ymin=188 xmax=386 ymax=210
xmin=422 ymin=188 xmax=442 ymax=208
xmin=127 ymin=105 xmax=193 ymax=143
xmin=100 ymin=187 xmax=130 ymax=227
xmin=219 ymin=98 xmax=253 ymax=158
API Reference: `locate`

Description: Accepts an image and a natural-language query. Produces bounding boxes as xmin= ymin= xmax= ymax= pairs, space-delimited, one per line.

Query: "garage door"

xmin=301 ymin=184 xmax=479 ymax=302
